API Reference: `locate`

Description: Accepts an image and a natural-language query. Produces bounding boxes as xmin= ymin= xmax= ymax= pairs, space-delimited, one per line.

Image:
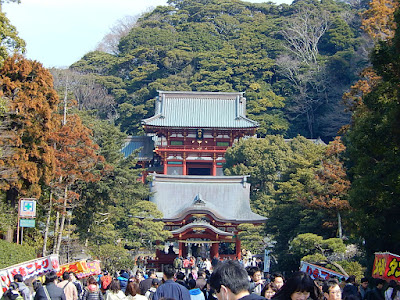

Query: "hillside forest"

xmin=0 ymin=0 xmax=399 ymax=275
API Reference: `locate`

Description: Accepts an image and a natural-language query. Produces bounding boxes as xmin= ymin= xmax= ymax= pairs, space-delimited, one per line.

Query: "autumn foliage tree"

xmin=0 ymin=55 xmax=58 ymax=199
xmin=306 ymin=137 xmax=351 ymax=239
xmin=361 ymin=0 xmax=399 ymax=42
xmin=49 ymin=112 xmax=103 ymax=255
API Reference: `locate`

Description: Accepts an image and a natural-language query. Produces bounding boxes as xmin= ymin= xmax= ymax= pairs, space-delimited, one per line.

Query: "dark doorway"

xmin=188 ymin=167 xmax=211 ymax=175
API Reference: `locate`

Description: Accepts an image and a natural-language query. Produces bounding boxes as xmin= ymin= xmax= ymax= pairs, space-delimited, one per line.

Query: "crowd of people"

xmin=1 ymin=259 xmax=399 ymax=300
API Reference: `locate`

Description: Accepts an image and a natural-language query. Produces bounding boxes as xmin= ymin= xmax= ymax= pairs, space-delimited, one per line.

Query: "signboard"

xmin=300 ymin=261 xmax=348 ymax=281
xmin=0 ymin=255 xmax=59 ymax=297
xmin=19 ymin=199 xmax=36 ymax=218
xmin=58 ymin=260 xmax=101 ymax=279
xmin=19 ymin=219 xmax=35 ymax=228
xmin=372 ymin=252 xmax=400 ymax=282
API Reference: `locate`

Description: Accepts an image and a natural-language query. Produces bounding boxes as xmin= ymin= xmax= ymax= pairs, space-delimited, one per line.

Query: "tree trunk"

xmin=52 ymin=211 xmax=60 ymax=254
xmin=55 ymin=186 xmax=68 ymax=255
xmin=337 ymin=211 xmax=343 ymax=239
xmin=42 ymin=192 xmax=52 ymax=256
xmin=328 ymin=260 xmax=349 ymax=277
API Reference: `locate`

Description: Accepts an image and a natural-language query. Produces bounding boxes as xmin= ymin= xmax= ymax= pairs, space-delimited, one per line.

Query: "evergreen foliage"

xmin=0 ymin=239 xmax=35 ymax=268
xmin=345 ymin=7 xmax=400 ymax=266
xmin=71 ymin=0 xmax=368 ymax=140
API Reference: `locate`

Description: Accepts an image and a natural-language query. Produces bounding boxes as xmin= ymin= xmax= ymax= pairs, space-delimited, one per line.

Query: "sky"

xmin=3 ymin=0 xmax=292 ymax=69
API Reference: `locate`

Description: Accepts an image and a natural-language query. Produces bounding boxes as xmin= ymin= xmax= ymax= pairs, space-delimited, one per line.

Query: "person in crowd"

xmin=271 ymin=271 xmax=323 ymax=300
xmin=204 ymin=259 xmax=212 ymax=273
xmin=271 ymin=273 xmax=285 ymax=291
xmin=359 ymin=278 xmax=370 ymax=300
xmin=366 ymin=279 xmax=385 ymax=300
xmin=152 ymin=265 xmax=191 ymax=300
xmin=195 ymin=271 xmax=207 ymax=290
xmin=57 ymin=272 xmax=78 ymax=300
xmin=134 ymin=272 xmax=144 ymax=284
xmin=247 ymin=266 xmax=264 ymax=295
xmin=183 ymin=258 xmax=191 ymax=276
xmin=81 ymin=277 xmax=103 ymax=300
xmin=139 ymin=271 xmax=157 ymax=296
xmin=202 ymin=280 xmax=217 ymax=300
xmin=69 ymin=273 xmax=83 ymax=300
xmin=191 ymin=267 xmax=199 ymax=281
xmin=105 ymin=279 xmax=126 ymax=300
xmin=188 ymin=279 xmax=205 ymax=300
xmin=174 ymin=257 xmax=183 ymax=273
xmin=384 ymin=280 xmax=400 ymax=300
xmin=261 ymin=282 xmax=278 ymax=300
xmin=209 ymin=260 xmax=265 ymax=300
xmin=176 ymin=272 xmax=189 ymax=290
xmin=14 ymin=274 xmax=31 ymax=300
xmin=2 ymin=282 xmax=23 ymax=300
xmin=35 ymin=271 xmax=66 ymax=300
xmin=100 ymin=272 xmax=113 ymax=295
xmin=118 ymin=272 xmax=130 ymax=293
xmin=145 ymin=279 xmax=160 ymax=300
xmin=343 ymin=276 xmax=359 ymax=300
xmin=125 ymin=282 xmax=146 ymax=300
xmin=323 ymin=278 xmax=342 ymax=300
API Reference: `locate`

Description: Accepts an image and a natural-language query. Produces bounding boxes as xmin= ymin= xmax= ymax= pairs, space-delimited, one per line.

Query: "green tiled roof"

xmin=149 ymin=174 xmax=267 ymax=222
xmin=121 ymin=136 xmax=154 ymax=161
xmin=142 ymin=91 xmax=258 ymax=128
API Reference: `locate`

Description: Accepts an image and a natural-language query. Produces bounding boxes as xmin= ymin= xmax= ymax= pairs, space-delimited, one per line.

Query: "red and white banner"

xmin=372 ymin=252 xmax=400 ymax=282
xmin=58 ymin=260 xmax=101 ymax=279
xmin=0 ymin=255 xmax=59 ymax=296
xmin=300 ymin=261 xmax=347 ymax=281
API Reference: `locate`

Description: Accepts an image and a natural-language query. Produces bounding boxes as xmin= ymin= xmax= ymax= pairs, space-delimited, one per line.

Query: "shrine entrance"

xmin=187 ymin=162 xmax=212 ymax=175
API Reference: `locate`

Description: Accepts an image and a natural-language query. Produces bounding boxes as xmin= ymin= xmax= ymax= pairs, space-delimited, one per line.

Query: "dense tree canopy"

xmin=345 ymin=8 xmax=400 ymax=265
xmin=71 ymin=0 xmax=368 ymax=140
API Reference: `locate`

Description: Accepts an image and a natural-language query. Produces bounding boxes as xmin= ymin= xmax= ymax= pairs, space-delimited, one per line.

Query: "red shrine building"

xmin=122 ymin=91 xmax=266 ymax=263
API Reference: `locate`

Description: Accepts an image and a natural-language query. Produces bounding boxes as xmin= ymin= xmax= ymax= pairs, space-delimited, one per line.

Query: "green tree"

xmin=0 ymin=10 xmax=25 ymax=63
xmin=290 ymin=233 xmax=348 ymax=275
xmin=345 ymin=8 xmax=400 ymax=266
xmin=237 ymin=224 xmax=266 ymax=254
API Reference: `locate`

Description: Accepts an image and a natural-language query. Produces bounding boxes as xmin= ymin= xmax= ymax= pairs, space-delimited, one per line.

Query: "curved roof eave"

xmin=163 ymin=206 xmax=267 ymax=223
xmin=170 ymin=221 xmax=234 ymax=236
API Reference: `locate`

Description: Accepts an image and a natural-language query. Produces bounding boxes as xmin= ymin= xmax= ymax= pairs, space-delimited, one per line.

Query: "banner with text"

xmin=58 ymin=260 xmax=101 ymax=279
xmin=372 ymin=252 xmax=400 ymax=282
xmin=0 ymin=255 xmax=59 ymax=296
xmin=300 ymin=261 xmax=347 ymax=281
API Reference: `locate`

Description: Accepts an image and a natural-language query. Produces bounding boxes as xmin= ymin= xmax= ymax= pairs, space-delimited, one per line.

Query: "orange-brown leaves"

xmin=361 ymin=0 xmax=399 ymax=42
xmin=308 ymin=137 xmax=351 ymax=212
xmin=0 ymin=55 xmax=59 ymax=198
xmin=343 ymin=67 xmax=381 ymax=113
xmin=50 ymin=113 xmax=103 ymax=186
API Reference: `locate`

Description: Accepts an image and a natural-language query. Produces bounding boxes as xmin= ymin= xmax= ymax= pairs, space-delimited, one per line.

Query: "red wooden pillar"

xmin=179 ymin=242 xmax=183 ymax=257
xmin=211 ymin=242 xmax=219 ymax=259
xmin=236 ymin=238 xmax=241 ymax=259
xmin=163 ymin=153 xmax=168 ymax=174
xmin=183 ymin=154 xmax=187 ymax=175
xmin=212 ymin=154 xmax=217 ymax=176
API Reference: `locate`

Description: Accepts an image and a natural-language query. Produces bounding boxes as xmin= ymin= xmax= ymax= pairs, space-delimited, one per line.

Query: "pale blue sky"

xmin=3 ymin=0 xmax=291 ymax=69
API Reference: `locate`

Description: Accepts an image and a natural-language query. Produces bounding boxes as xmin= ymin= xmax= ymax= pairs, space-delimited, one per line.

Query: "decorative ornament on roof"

xmin=193 ymin=193 xmax=206 ymax=206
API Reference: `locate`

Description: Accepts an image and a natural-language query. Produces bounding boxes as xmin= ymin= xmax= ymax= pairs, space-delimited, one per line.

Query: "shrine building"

xmin=122 ymin=91 xmax=266 ymax=263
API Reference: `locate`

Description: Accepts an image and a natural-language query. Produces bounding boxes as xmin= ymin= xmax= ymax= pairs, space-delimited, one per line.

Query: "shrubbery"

xmin=0 ymin=239 xmax=36 ymax=268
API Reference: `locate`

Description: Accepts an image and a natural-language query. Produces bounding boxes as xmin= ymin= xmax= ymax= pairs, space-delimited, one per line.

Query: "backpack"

xmin=147 ymin=290 xmax=155 ymax=300
xmin=101 ymin=276 xmax=112 ymax=291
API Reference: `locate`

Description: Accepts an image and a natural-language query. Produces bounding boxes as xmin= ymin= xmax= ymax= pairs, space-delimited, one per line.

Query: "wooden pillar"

xmin=163 ymin=153 xmax=168 ymax=174
xmin=211 ymin=242 xmax=219 ymax=259
xmin=183 ymin=153 xmax=187 ymax=175
xmin=212 ymin=154 xmax=217 ymax=176
xmin=236 ymin=238 xmax=241 ymax=259
xmin=179 ymin=242 xmax=183 ymax=257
